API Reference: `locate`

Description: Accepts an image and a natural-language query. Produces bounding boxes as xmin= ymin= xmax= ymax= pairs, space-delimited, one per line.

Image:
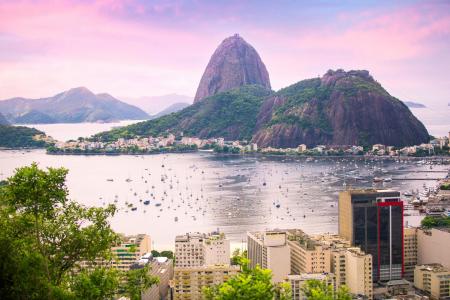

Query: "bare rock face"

xmin=194 ymin=34 xmax=271 ymax=103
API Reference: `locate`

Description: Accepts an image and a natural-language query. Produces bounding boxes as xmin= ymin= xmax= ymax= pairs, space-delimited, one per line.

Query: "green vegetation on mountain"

xmin=252 ymin=69 xmax=429 ymax=148
xmin=0 ymin=125 xmax=49 ymax=148
xmin=93 ymin=69 xmax=429 ymax=148
xmin=267 ymin=78 xmax=332 ymax=132
xmin=93 ymin=85 xmax=272 ymax=142
xmin=0 ymin=163 xmax=157 ymax=299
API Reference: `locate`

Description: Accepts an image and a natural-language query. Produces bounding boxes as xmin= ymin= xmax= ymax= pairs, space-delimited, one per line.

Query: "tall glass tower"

xmin=339 ymin=189 xmax=404 ymax=281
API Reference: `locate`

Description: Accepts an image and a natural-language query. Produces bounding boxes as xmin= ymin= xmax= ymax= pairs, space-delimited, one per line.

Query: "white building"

xmin=247 ymin=230 xmax=291 ymax=283
xmin=175 ymin=231 xmax=230 ymax=268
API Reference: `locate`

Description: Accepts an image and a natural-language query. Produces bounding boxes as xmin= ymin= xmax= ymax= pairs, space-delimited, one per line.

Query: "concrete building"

xmin=175 ymin=231 xmax=230 ymax=268
xmin=404 ymin=227 xmax=418 ymax=282
xmin=345 ymin=248 xmax=373 ymax=299
xmin=171 ymin=265 xmax=240 ymax=299
xmin=111 ymin=234 xmax=151 ymax=270
xmin=247 ymin=230 xmax=291 ymax=283
xmin=414 ymin=264 xmax=450 ymax=300
xmin=339 ymin=189 xmax=403 ymax=281
xmin=417 ymin=228 xmax=450 ymax=270
xmin=134 ymin=256 xmax=173 ymax=300
xmin=287 ymin=273 xmax=336 ymax=300
xmin=283 ymin=229 xmax=373 ymax=299
xmin=286 ymin=229 xmax=331 ymax=274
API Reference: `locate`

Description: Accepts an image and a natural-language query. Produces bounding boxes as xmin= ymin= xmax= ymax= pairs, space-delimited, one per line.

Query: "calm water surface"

xmin=1 ymin=148 xmax=447 ymax=249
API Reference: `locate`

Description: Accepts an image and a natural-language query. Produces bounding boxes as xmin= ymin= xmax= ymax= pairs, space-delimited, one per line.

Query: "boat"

xmin=125 ymin=178 xmax=132 ymax=182
xmin=174 ymin=217 xmax=178 ymax=222
xmin=373 ymin=177 xmax=383 ymax=183
xmin=383 ymin=177 xmax=392 ymax=182
xmin=155 ymin=203 xmax=162 ymax=207
xmin=143 ymin=200 xmax=150 ymax=205
xmin=131 ymin=207 xmax=137 ymax=211
xmin=106 ymin=178 xmax=114 ymax=182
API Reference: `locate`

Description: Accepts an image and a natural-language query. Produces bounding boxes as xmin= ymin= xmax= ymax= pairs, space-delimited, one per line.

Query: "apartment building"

xmin=414 ymin=264 xmax=450 ymax=300
xmin=287 ymin=273 xmax=336 ymax=300
xmin=133 ymin=255 xmax=174 ymax=300
xmin=171 ymin=265 xmax=240 ymax=299
xmin=247 ymin=230 xmax=291 ymax=283
xmin=111 ymin=234 xmax=151 ymax=270
xmin=285 ymin=230 xmax=373 ymax=299
xmin=174 ymin=231 xmax=230 ymax=268
xmin=404 ymin=227 xmax=418 ymax=281
xmin=417 ymin=228 xmax=450 ymax=270
xmin=345 ymin=248 xmax=373 ymax=299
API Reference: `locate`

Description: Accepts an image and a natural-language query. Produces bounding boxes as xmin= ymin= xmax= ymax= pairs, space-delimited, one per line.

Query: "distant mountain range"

xmin=121 ymin=94 xmax=193 ymax=115
xmin=404 ymin=101 xmax=426 ymax=108
xmin=149 ymin=102 xmax=190 ymax=120
xmin=0 ymin=87 xmax=149 ymax=124
xmin=0 ymin=112 xmax=9 ymax=125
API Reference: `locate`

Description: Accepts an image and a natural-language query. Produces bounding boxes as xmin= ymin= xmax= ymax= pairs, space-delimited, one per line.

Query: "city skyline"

xmin=1 ymin=0 xmax=450 ymax=108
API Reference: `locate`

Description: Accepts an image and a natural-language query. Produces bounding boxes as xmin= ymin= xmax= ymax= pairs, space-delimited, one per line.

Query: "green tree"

xmin=203 ymin=257 xmax=291 ymax=300
xmin=71 ymin=267 xmax=120 ymax=300
xmin=301 ymin=279 xmax=351 ymax=300
xmin=123 ymin=265 xmax=159 ymax=300
xmin=0 ymin=163 xmax=157 ymax=300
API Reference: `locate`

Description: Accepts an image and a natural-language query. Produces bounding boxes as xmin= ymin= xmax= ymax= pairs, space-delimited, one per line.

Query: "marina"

xmin=1 ymin=149 xmax=448 ymax=249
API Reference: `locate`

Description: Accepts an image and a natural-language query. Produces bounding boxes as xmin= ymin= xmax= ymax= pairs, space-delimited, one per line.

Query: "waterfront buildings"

xmin=414 ymin=264 xmax=450 ymax=300
xmin=339 ymin=189 xmax=403 ymax=281
xmin=174 ymin=231 xmax=230 ymax=268
xmin=171 ymin=265 xmax=240 ymax=299
xmin=247 ymin=230 xmax=291 ymax=283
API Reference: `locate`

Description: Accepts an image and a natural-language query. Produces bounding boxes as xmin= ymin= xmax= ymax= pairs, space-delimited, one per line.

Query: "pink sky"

xmin=0 ymin=0 xmax=449 ymax=107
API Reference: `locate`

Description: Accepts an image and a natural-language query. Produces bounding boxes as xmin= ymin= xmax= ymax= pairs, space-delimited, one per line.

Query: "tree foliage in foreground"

xmin=421 ymin=215 xmax=450 ymax=229
xmin=301 ymin=279 xmax=352 ymax=300
xmin=203 ymin=257 xmax=291 ymax=300
xmin=0 ymin=163 xmax=157 ymax=300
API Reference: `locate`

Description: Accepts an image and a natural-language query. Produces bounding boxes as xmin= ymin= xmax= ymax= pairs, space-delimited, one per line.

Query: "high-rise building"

xmin=339 ymin=189 xmax=403 ymax=281
xmin=247 ymin=230 xmax=291 ymax=283
xmin=414 ymin=264 xmax=450 ymax=300
xmin=174 ymin=231 xmax=230 ymax=268
xmin=171 ymin=265 xmax=240 ymax=299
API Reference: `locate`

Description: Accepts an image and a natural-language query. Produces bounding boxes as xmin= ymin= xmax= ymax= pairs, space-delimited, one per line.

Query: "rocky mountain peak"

xmin=321 ymin=69 xmax=374 ymax=86
xmin=194 ymin=34 xmax=271 ymax=103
